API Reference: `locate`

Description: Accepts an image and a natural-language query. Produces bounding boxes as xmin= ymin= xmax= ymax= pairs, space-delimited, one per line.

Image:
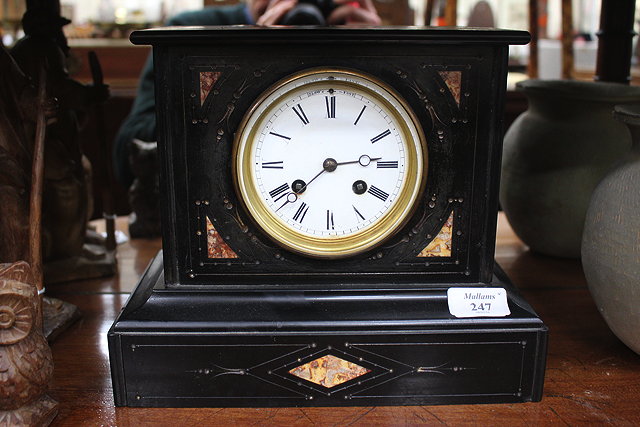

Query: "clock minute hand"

xmin=293 ymin=155 xmax=381 ymax=195
xmin=336 ymin=155 xmax=382 ymax=167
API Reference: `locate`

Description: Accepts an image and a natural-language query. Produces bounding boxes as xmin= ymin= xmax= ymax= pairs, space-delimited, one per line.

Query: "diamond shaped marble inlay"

xmin=289 ymin=355 xmax=370 ymax=388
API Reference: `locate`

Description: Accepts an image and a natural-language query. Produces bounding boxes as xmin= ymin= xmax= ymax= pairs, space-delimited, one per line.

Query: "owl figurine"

xmin=0 ymin=262 xmax=56 ymax=425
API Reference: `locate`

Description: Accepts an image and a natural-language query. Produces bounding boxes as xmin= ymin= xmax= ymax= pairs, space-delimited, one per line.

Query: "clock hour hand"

xmin=336 ymin=155 xmax=382 ymax=167
xmin=292 ymin=158 xmax=336 ymax=194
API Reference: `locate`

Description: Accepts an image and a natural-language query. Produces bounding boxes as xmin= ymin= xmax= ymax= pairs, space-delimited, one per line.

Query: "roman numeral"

xmin=325 ymin=96 xmax=336 ymax=118
xmin=262 ymin=161 xmax=284 ymax=169
xmin=293 ymin=202 xmax=309 ymax=223
xmin=326 ymin=210 xmax=335 ymax=230
xmin=377 ymin=161 xmax=398 ymax=169
xmin=269 ymin=132 xmax=291 ymax=140
xmin=354 ymin=106 xmax=366 ymax=125
xmin=370 ymin=129 xmax=391 ymax=144
xmin=292 ymin=104 xmax=309 ymax=125
xmin=269 ymin=183 xmax=289 ymax=198
xmin=352 ymin=205 xmax=365 ymax=221
xmin=367 ymin=185 xmax=389 ymax=202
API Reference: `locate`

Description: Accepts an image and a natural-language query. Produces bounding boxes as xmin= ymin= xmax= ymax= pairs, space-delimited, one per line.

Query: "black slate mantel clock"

xmin=109 ymin=26 xmax=547 ymax=407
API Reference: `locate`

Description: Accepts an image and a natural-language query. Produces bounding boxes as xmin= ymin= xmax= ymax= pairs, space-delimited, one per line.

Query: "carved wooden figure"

xmin=11 ymin=9 xmax=92 ymax=262
xmin=0 ymin=263 xmax=56 ymax=425
xmin=0 ymin=43 xmax=58 ymax=427
xmin=9 ymin=0 xmax=115 ymax=284
xmin=0 ymin=46 xmax=33 ymax=265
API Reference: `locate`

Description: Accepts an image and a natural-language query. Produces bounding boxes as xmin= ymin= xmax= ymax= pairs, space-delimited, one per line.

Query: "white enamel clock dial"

xmin=233 ymin=68 xmax=427 ymax=258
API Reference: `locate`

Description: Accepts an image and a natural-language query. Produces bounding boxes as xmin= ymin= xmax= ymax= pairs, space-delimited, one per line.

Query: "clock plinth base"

xmin=109 ymin=252 xmax=547 ymax=407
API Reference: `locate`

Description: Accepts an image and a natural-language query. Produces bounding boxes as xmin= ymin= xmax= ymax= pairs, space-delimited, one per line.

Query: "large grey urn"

xmin=501 ymin=80 xmax=640 ymax=258
xmin=582 ymin=104 xmax=640 ymax=355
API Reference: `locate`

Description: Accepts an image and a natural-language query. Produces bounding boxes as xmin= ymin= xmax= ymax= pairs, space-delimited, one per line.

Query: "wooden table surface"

xmin=45 ymin=214 xmax=640 ymax=426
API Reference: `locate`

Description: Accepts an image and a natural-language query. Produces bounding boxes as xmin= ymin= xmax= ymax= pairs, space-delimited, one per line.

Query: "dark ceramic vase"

xmin=501 ymin=80 xmax=640 ymax=258
xmin=582 ymin=104 xmax=640 ymax=355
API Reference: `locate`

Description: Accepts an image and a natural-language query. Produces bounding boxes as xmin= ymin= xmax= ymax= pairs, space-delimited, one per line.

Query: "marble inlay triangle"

xmin=206 ymin=216 xmax=238 ymax=258
xmin=438 ymin=71 xmax=462 ymax=106
xmin=200 ymin=71 xmax=221 ymax=105
xmin=417 ymin=210 xmax=454 ymax=257
xmin=289 ymin=355 xmax=370 ymax=388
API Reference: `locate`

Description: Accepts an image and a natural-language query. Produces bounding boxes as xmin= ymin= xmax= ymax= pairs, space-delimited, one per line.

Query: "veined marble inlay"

xmin=200 ymin=71 xmax=221 ymax=105
xmin=418 ymin=211 xmax=454 ymax=257
xmin=206 ymin=216 xmax=238 ymax=259
xmin=438 ymin=71 xmax=462 ymax=106
xmin=289 ymin=355 xmax=370 ymax=388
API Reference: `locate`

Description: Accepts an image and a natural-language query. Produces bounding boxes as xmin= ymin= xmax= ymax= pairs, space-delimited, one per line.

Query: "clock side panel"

xmin=153 ymin=40 xmax=506 ymax=287
xmin=475 ymin=45 xmax=511 ymax=282
xmin=154 ymin=45 xmax=185 ymax=285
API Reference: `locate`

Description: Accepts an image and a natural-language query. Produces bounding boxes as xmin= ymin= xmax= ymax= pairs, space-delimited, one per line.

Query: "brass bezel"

xmin=232 ymin=68 xmax=428 ymax=258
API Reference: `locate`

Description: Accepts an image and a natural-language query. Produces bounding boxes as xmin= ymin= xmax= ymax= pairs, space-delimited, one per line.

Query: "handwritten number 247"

xmin=470 ymin=303 xmax=491 ymax=311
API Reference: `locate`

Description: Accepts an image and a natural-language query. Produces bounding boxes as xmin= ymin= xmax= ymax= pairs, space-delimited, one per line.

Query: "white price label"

xmin=447 ymin=287 xmax=510 ymax=318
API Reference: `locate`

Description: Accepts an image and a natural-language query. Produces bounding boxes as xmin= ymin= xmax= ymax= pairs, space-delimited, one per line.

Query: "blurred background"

xmin=3 ymin=0 xmax=639 ymax=81
xmin=1 ymin=0 xmax=638 ymax=218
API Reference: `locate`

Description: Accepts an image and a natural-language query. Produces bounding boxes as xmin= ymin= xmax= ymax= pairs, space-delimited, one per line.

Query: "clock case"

xmin=109 ymin=27 xmax=548 ymax=407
